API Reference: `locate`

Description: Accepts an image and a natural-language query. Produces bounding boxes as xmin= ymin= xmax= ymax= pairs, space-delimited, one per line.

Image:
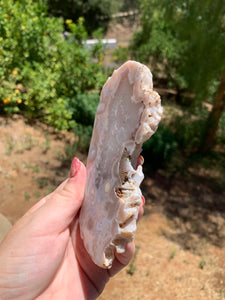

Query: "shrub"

xmin=113 ymin=46 xmax=130 ymax=63
xmin=217 ymin=112 xmax=225 ymax=144
xmin=142 ymin=123 xmax=178 ymax=170
xmin=70 ymin=93 xmax=99 ymax=126
xmin=0 ymin=0 xmax=106 ymax=130
xmin=172 ymin=106 xmax=209 ymax=154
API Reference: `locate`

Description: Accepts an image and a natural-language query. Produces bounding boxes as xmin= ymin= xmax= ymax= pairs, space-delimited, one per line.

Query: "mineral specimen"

xmin=79 ymin=60 xmax=163 ymax=268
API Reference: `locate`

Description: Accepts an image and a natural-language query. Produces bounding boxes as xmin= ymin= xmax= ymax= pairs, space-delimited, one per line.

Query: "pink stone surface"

xmin=79 ymin=61 xmax=163 ymax=268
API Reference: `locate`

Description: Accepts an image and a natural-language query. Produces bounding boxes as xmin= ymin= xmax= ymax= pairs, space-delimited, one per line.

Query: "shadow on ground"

xmin=142 ymin=169 xmax=225 ymax=252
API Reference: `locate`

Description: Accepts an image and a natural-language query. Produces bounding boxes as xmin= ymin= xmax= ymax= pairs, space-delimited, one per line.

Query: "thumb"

xmin=30 ymin=158 xmax=87 ymax=233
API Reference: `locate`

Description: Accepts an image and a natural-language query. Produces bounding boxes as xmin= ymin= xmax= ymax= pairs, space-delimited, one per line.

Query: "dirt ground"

xmin=0 ymin=115 xmax=225 ymax=300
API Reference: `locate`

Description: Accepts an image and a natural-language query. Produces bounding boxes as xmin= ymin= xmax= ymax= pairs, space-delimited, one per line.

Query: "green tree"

xmin=47 ymin=0 xmax=122 ymax=34
xmin=131 ymin=0 xmax=225 ymax=151
xmin=200 ymin=68 xmax=225 ymax=153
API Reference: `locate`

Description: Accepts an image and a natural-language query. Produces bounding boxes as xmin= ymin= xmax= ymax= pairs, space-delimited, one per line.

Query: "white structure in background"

xmin=83 ymin=39 xmax=117 ymax=50
xmin=62 ymin=32 xmax=117 ymax=50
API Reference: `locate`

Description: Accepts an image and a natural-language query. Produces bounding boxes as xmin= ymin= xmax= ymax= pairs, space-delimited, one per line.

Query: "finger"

xmin=137 ymin=195 xmax=145 ymax=222
xmin=108 ymin=241 xmax=135 ymax=277
xmin=138 ymin=205 xmax=144 ymax=221
xmin=25 ymin=197 xmax=48 ymax=216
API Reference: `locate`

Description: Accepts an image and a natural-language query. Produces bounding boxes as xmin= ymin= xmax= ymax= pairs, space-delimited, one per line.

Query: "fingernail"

xmin=141 ymin=195 xmax=145 ymax=206
xmin=138 ymin=155 xmax=144 ymax=165
xmin=136 ymin=155 xmax=144 ymax=169
xmin=70 ymin=157 xmax=81 ymax=178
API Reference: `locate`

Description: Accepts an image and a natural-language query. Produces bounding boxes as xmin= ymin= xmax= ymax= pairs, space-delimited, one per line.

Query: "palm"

xmin=31 ymin=219 xmax=110 ymax=300
xmin=0 ymin=213 xmax=107 ymax=300
xmin=0 ymin=161 xmax=141 ymax=300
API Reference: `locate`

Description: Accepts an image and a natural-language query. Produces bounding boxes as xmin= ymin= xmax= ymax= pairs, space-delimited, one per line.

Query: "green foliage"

xmin=143 ymin=123 xmax=178 ymax=170
xmin=172 ymin=104 xmax=225 ymax=156
xmin=131 ymin=0 xmax=225 ymax=155
xmin=131 ymin=0 xmax=186 ymax=89
xmin=218 ymin=112 xmax=225 ymax=144
xmin=47 ymin=0 xmax=123 ymax=34
xmin=120 ymin=0 xmax=139 ymax=12
xmin=131 ymin=0 xmax=225 ymax=99
xmin=24 ymin=192 xmax=31 ymax=201
xmin=73 ymin=124 xmax=93 ymax=153
xmin=113 ymin=46 xmax=130 ymax=63
xmin=34 ymin=190 xmax=41 ymax=199
xmin=169 ymin=248 xmax=177 ymax=260
xmin=0 ymin=0 xmax=106 ymax=130
xmin=65 ymin=124 xmax=93 ymax=160
xmin=24 ymin=163 xmax=40 ymax=173
xmin=127 ymin=244 xmax=140 ymax=276
xmin=5 ymin=136 xmax=15 ymax=155
xmin=70 ymin=93 xmax=99 ymax=126
xmin=37 ymin=177 xmax=49 ymax=189
xmin=199 ymin=259 xmax=206 ymax=269
xmin=172 ymin=106 xmax=209 ymax=154
xmin=62 ymin=92 xmax=99 ymax=154
xmin=40 ymin=134 xmax=51 ymax=153
xmin=127 ymin=262 xmax=136 ymax=276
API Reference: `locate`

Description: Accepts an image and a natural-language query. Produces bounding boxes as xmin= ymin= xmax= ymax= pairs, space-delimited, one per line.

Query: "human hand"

xmin=0 ymin=157 xmax=145 ymax=300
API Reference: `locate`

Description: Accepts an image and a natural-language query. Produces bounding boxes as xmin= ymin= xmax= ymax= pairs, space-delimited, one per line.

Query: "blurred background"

xmin=0 ymin=0 xmax=225 ymax=298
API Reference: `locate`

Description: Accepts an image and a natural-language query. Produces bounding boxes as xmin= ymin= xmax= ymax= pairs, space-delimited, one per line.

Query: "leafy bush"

xmin=172 ymin=106 xmax=209 ymax=154
xmin=64 ymin=124 xmax=93 ymax=162
xmin=113 ymin=46 xmax=130 ymax=63
xmin=70 ymin=93 xmax=99 ymax=126
xmin=67 ymin=92 xmax=99 ymax=154
xmin=73 ymin=124 xmax=93 ymax=153
xmin=217 ymin=111 xmax=225 ymax=144
xmin=142 ymin=123 xmax=178 ymax=170
xmin=0 ymin=0 xmax=106 ymax=130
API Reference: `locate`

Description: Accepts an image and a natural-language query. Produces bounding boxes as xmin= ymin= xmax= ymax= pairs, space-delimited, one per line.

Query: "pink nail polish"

xmin=141 ymin=195 xmax=145 ymax=206
xmin=136 ymin=155 xmax=144 ymax=169
xmin=70 ymin=157 xmax=81 ymax=178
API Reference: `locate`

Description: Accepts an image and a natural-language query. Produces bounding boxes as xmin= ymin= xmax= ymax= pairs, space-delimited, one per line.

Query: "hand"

xmin=0 ymin=158 xmax=145 ymax=300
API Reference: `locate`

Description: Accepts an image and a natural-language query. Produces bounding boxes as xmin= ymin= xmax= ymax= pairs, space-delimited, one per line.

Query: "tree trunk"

xmin=200 ymin=68 xmax=225 ymax=153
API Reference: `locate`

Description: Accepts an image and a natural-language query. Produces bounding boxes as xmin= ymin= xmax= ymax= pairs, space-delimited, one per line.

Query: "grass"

xmin=127 ymin=244 xmax=141 ymax=276
xmin=199 ymin=258 xmax=207 ymax=269
xmin=17 ymin=134 xmax=36 ymax=153
xmin=53 ymin=149 xmax=64 ymax=161
xmin=5 ymin=137 xmax=15 ymax=155
xmin=40 ymin=134 xmax=51 ymax=153
xmin=169 ymin=248 xmax=177 ymax=260
xmin=23 ymin=133 xmax=35 ymax=150
xmin=24 ymin=163 xmax=40 ymax=173
xmin=33 ymin=190 xmax=41 ymax=199
xmin=127 ymin=262 xmax=136 ymax=276
xmin=5 ymin=134 xmax=36 ymax=155
xmin=36 ymin=177 xmax=49 ymax=189
xmin=24 ymin=192 xmax=31 ymax=201
xmin=43 ymin=186 xmax=55 ymax=196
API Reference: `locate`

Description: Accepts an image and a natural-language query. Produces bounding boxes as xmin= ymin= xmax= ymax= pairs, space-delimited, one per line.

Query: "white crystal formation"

xmin=79 ymin=61 xmax=163 ymax=268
